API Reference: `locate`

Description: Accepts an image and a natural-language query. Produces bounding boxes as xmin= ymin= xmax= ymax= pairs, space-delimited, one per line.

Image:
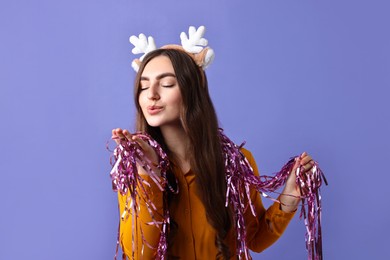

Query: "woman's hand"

xmin=112 ymin=128 xmax=160 ymax=176
xmin=280 ymin=152 xmax=315 ymax=212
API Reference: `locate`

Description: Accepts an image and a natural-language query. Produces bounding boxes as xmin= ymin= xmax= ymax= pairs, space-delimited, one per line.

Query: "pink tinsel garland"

xmin=109 ymin=130 xmax=327 ymax=260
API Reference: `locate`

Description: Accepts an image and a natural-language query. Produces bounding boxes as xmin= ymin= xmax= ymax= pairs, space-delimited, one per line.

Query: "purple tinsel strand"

xmin=109 ymin=130 xmax=327 ymax=260
xmin=109 ymin=133 xmax=170 ymax=260
xmin=219 ymin=129 xmax=326 ymax=260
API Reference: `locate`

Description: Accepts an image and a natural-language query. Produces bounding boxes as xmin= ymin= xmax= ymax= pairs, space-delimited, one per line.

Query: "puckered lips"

xmin=147 ymin=105 xmax=164 ymax=115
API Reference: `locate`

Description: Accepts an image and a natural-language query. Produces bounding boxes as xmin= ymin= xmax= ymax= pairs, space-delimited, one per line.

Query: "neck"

xmin=160 ymin=124 xmax=191 ymax=172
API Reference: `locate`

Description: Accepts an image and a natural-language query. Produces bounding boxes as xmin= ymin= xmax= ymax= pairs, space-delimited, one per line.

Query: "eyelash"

xmin=140 ymin=84 xmax=175 ymax=91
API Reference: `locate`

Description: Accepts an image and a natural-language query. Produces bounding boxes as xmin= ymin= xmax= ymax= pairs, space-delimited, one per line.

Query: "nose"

xmin=147 ymin=85 xmax=160 ymax=100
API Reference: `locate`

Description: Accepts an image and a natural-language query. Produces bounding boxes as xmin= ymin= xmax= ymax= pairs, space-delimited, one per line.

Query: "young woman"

xmin=112 ymin=48 xmax=315 ymax=259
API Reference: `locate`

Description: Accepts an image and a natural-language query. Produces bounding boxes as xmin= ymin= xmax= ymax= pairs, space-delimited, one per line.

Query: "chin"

xmin=145 ymin=119 xmax=163 ymax=128
xmin=146 ymin=120 xmax=181 ymax=129
xmin=147 ymin=124 xmax=162 ymax=128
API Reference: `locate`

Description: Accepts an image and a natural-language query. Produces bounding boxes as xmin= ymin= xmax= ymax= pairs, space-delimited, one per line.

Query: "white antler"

xmin=129 ymin=33 xmax=157 ymax=61
xmin=180 ymin=26 xmax=208 ymax=54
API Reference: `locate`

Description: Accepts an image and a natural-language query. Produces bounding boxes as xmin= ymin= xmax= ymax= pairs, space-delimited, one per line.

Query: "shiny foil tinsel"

xmin=219 ymin=130 xmax=327 ymax=260
xmin=109 ymin=133 xmax=171 ymax=260
xmin=109 ymin=130 xmax=327 ymax=260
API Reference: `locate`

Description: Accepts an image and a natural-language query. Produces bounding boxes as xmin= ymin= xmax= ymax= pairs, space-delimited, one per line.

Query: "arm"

xmin=241 ymin=149 xmax=296 ymax=253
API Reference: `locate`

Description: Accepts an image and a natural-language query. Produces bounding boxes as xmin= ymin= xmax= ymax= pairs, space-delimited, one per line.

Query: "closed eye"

xmin=140 ymin=85 xmax=149 ymax=90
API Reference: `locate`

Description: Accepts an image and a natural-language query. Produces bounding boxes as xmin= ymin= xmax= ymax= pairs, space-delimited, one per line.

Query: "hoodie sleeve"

xmin=117 ymin=174 xmax=164 ymax=259
xmin=241 ymin=148 xmax=296 ymax=253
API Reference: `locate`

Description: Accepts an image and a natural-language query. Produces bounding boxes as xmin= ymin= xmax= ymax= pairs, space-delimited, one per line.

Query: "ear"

xmin=132 ymin=59 xmax=141 ymax=72
xmin=202 ymin=48 xmax=215 ymax=69
xmin=193 ymin=47 xmax=215 ymax=69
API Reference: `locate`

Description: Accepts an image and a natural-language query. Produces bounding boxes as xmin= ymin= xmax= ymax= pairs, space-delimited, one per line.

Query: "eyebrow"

xmin=140 ymin=72 xmax=176 ymax=81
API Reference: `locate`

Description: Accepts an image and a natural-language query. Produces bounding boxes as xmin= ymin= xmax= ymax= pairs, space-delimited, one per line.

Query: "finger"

xmin=112 ymin=128 xmax=124 ymax=144
xmin=118 ymin=129 xmax=128 ymax=140
xmin=299 ymin=151 xmax=312 ymax=162
xmin=300 ymin=155 xmax=312 ymax=166
xmin=132 ymin=136 xmax=150 ymax=151
xmin=292 ymin=155 xmax=310 ymax=174
xmin=301 ymin=160 xmax=315 ymax=173
xmin=114 ymin=128 xmax=131 ymax=143
xmin=112 ymin=128 xmax=120 ymax=137
xmin=114 ymin=128 xmax=124 ymax=139
xmin=122 ymin=129 xmax=133 ymax=140
xmin=290 ymin=157 xmax=301 ymax=173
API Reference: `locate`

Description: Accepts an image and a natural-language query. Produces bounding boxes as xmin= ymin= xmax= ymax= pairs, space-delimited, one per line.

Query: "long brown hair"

xmin=134 ymin=49 xmax=232 ymax=258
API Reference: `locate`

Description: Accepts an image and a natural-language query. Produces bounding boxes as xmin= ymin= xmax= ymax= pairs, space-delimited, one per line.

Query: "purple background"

xmin=1 ymin=0 xmax=389 ymax=259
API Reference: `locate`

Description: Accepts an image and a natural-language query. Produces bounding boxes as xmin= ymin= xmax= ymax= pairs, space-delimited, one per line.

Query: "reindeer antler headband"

xmin=129 ymin=25 xmax=215 ymax=72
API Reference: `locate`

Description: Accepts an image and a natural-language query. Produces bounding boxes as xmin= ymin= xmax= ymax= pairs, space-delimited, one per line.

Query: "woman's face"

xmin=138 ymin=55 xmax=183 ymax=128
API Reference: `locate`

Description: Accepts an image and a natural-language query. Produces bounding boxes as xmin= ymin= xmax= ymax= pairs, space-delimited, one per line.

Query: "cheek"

xmin=138 ymin=93 xmax=147 ymax=109
xmin=170 ymin=91 xmax=183 ymax=108
xmin=137 ymin=97 xmax=149 ymax=117
xmin=173 ymin=96 xmax=182 ymax=108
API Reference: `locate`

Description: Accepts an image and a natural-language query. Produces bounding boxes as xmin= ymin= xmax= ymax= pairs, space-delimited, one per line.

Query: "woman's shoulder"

xmin=239 ymin=147 xmax=260 ymax=175
xmin=240 ymin=147 xmax=254 ymax=160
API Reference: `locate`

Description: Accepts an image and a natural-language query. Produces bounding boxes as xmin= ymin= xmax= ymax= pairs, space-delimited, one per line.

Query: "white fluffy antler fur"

xmin=129 ymin=33 xmax=157 ymax=59
xmin=180 ymin=26 xmax=208 ymax=54
xmin=129 ymin=26 xmax=214 ymax=72
xmin=129 ymin=33 xmax=157 ymax=71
